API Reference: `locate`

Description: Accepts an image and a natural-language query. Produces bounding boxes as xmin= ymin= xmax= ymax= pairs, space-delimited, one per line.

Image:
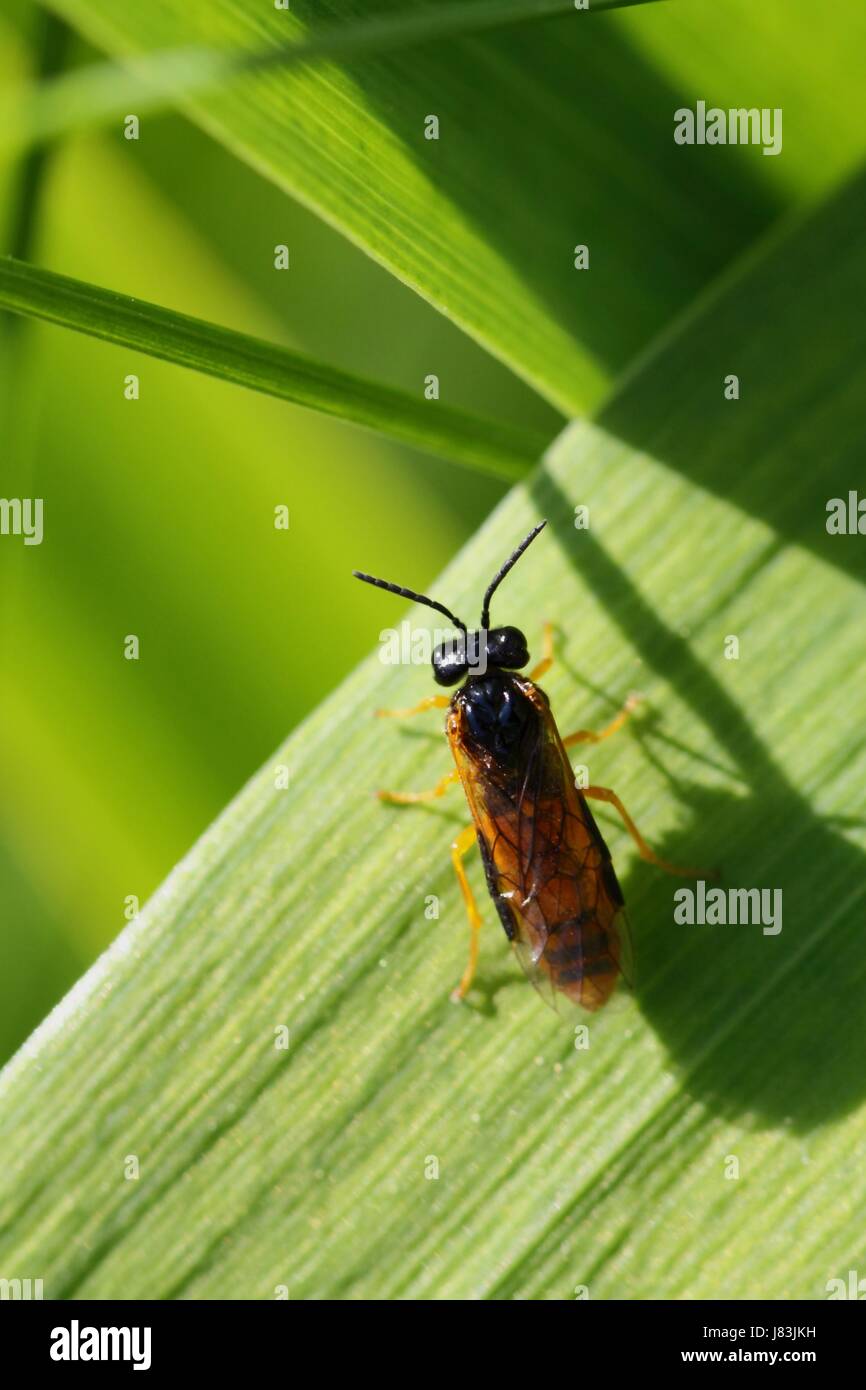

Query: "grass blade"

xmin=3 ymin=0 xmax=673 ymax=158
xmin=45 ymin=0 xmax=866 ymax=413
xmin=0 ymin=255 xmax=550 ymax=480
xmin=0 ymin=167 xmax=863 ymax=1300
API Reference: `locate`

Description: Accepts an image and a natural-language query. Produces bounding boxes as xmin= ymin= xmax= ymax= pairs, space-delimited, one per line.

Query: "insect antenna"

xmin=352 ymin=570 xmax=468 ymax=634
xmin=480 ymin=520 xmax=547 ymax=628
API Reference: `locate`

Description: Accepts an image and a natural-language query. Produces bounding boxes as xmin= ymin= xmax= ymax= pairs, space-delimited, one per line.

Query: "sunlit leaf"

xmin=1 ymin=168 xmax=863 ymax=1299
xmin=43 ymin=0 xmax=866 ymax=411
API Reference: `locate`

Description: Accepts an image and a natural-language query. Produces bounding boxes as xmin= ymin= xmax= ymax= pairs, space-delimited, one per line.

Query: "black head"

xmin=430 ymin=624 xmax=529 ymax=687
xmin=352 ymin=521 xmax=546 ymax=687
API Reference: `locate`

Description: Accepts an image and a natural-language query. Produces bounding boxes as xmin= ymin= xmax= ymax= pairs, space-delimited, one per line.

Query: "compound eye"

xmin=486 ymin=626 xmax=529 ymax=669
xmin=432 ymin=641 xmax=468 ymax=688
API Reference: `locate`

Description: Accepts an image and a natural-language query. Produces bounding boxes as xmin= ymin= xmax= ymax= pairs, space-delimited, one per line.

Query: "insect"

xmin=353 ymin=521 xmax=702 ymax=1010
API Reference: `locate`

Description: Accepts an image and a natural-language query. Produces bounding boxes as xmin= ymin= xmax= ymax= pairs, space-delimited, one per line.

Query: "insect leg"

xmin=584 ymin=785 xmax=706 ymax=877
xmin=378 ymin=768 xmax=459 ymax=803
xmin=562 ymin=694 xmax=641 ymax=748
xmin=528 ymin=620 xmax=554 ymax=681
xmin=450 ymin=824 xmax=483 ymax=1002
xmin=374 ymin=694 xmax=450 ymax=718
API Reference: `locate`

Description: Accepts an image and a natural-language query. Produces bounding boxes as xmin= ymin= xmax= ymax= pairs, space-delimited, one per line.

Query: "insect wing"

xmin=450 ymin=681 xmax=630 ymax=1010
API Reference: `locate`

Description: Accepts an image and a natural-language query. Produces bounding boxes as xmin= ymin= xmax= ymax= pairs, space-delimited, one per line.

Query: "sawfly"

xmin=353 ymin=521 xmax=701 ymax=1010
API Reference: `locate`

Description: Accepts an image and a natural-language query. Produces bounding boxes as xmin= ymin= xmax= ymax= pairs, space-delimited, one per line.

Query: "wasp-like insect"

xmin=353 ymin=521 xmax=700 ymax=1010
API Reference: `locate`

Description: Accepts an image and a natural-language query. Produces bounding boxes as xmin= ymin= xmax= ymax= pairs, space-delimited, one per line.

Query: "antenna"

xmin=352 ymin=570 xmax=467 ymax=634
xmin=480 ymin=520 xmax=546 ymax=628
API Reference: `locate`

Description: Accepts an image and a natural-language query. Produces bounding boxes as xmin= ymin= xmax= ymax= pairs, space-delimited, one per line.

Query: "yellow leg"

xmin=375 ymin=694 xmax=450 ymax=719
xmin=562 ymin=694 xmax=641 ymax=748
xmin=378 ymin=768 xmax=459 ymax=804
xmin=528 ymin=621 xmax=554 ymax=681
xmin=450 ymin=824 xmax=483 ymax=1002
xmin=584 ymin=784 xmax=706 ymax=878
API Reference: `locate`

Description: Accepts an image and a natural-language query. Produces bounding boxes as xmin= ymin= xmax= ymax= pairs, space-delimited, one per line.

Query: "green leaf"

xmin=1 ymin=167 xmax=863 ymax=1299
xmin=0 ymin=254 xmax=549 ymax=480
xmin=43 ymin=0 xmax=866 ymax=412
xmin=2 ymin=1 xmax=663 ymax=157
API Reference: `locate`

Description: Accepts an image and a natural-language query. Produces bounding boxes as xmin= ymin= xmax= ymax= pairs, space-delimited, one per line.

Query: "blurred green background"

xmin=0 ymin=8 xmax=563 ymax=1063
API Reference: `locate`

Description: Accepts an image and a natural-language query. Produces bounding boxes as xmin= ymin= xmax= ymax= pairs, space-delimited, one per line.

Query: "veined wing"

xmin=449 ymin=677 xmax=631 ymax=1010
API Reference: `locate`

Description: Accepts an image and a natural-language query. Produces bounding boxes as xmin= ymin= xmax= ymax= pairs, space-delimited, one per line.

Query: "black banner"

xmin=2 ymin=1298 xmax=861 ymax=1374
